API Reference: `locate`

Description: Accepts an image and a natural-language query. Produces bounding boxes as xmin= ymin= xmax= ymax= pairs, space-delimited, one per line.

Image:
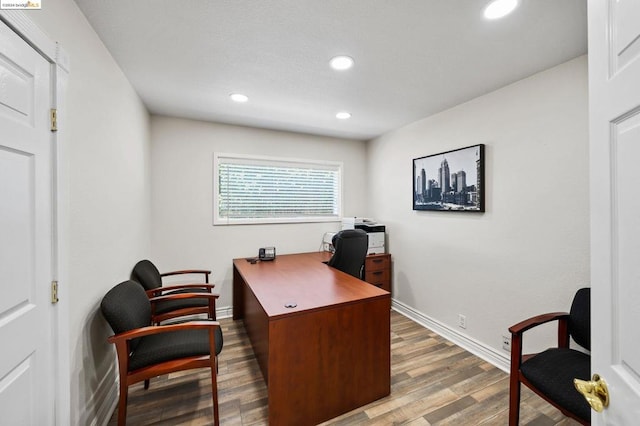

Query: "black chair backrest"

xmin=101 ymin=280 xmax=152 ymax=350
xmin=131 ymin=259 xmax=162 ymax=291
xmin=327 ymin=229 xmax=368 ymax=279
xmin=569 ymin=287 xmax=590 ymax=350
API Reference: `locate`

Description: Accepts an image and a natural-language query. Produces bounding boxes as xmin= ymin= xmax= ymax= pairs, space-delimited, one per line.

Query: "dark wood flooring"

xmin=107 ymin=310 xmax=581 ymax=425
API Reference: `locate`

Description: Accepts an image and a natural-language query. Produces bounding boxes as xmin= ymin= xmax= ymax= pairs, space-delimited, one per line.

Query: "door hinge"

xmin=50 ymin=108 xmax=58 ymax=132
xmin=51 ymin=280 xmax=59 ymax=304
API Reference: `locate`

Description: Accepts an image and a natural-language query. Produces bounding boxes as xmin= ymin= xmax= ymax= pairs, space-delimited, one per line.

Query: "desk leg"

xmin=232 ymin=263 xmax=270 ymax=383
xmin=232 ymin=264 xmax=244 ymax=320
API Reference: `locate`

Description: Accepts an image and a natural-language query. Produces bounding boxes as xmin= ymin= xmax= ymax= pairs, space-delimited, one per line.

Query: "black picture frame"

xmin=413 ymin=144 xmax=485 ymax=212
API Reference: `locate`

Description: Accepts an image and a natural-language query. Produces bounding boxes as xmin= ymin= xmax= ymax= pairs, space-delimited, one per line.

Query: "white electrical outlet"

xmin=502 ymin=335 xmax=511 ymax=351
xmin=458 ymin=314 xmax=467 ymax=329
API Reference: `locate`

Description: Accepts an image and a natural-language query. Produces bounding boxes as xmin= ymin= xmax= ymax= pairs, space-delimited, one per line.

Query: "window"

xmin=213 ymin=153 xmax=342 ymax=225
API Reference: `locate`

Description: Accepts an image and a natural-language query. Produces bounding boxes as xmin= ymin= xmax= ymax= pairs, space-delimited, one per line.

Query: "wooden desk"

xmin=233 ymin=251 xmax=391 ymax=425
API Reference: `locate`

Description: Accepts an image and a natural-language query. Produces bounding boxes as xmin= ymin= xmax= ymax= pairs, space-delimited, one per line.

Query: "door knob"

xmin=574 ymin=374 xmax=610 ymax=412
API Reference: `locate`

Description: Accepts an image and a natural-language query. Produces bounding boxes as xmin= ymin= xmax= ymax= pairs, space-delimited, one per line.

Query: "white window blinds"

xmin=214 ymin=153 xmax=342 ymax=225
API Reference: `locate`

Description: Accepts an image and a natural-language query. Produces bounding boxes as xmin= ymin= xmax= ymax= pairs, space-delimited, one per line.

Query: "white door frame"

xmin=0 ymin=10 xmax=70 ymax=425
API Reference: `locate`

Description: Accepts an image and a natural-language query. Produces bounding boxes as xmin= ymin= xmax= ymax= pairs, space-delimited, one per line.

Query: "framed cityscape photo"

xmin=413 ymin=144 xmax=485 ymax=212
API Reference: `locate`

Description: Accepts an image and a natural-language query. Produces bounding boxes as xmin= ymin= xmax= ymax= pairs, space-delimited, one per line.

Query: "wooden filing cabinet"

xmin=364 ymin=253 xmax=391 ymax=293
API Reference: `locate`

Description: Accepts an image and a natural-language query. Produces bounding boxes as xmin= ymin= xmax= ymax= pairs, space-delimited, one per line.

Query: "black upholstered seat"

xmin=509 ymin=287 xmax=591 ymax=425
xmin=327 ymin=229 xmax=369 ymax=279
xmin=128 ymin=327 xmax=224 ymax=371
xmin=101 ymin=280 xmax=223 ymax=425
xmin=520 ymin=348 xmax=590 ymax=421
xmin=152 ymin=291 xmax=209 ymax=315
xmin=131 ymin=259 xmax=216 ymax=322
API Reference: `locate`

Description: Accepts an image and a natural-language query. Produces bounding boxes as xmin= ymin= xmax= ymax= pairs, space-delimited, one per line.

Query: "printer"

xmin=356 ymin=222 xmax=386 ymax=255
xmin=341 ymin=217 xmax=386 ymax=255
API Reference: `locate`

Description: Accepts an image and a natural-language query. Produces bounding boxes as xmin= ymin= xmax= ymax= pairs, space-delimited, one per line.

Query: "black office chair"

xmin=327 ymin=229 xmax=368 ymax=279
xmin=131 ymin=259 xmax=217 ymax=323
xmin=508 ymin=287 xmax=591 ymax=425
xmin=101 ymin=280 xmax=223 ymax=426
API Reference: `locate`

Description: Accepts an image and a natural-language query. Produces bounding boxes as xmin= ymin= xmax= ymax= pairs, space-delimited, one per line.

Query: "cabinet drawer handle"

xmin=373 ymin=259 xmax=383 ymax=263
xmin=372 ymin=271 xmax=383 ymax=275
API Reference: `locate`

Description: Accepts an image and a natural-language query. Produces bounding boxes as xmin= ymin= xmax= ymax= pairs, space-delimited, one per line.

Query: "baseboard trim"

xmin=217 ymin=305 xmax=233 ymax=319
xmin=391 ymin=299 xmax=509 ymax=373
xmin=82 ymin=362 xmax=118 ymax=426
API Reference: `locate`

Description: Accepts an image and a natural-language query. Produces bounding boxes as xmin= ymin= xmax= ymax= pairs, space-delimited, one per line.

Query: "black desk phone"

xmin=259 ymin=246 xmax=276 ymax=261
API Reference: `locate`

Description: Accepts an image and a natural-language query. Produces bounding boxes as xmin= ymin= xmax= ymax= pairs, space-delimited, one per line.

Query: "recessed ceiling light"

xmin=484 ymin=0 xmax=518 ymax=19
xmin=330 ymin=56 xmax=354 ymax=71
xmin=336 ymin=112 xmax=351 ymax=120
xmin=230 ymin=93 xmax=249 ymax=103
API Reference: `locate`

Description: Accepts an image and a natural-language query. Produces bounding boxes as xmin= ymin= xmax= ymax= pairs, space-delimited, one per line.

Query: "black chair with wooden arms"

xmin=327 ymin=229 xmax=369 ymax=279
xmin=101 ymin=280 xmax=223 ymax=426
xmin=508 ymin=287 xmax=591 ymax=425
xmin=131 ymin=259 xmax=217 ymax=323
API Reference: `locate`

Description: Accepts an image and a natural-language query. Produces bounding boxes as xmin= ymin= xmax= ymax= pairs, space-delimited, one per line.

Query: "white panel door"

xmin=588 ymin=0 xmax=640 ymax=424
xmin=0 ymin=19 xmax=54 ymax=425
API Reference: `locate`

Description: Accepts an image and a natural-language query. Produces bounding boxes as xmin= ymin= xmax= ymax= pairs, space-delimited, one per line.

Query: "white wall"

xmin=29 ymin=2 xmax=151 ymax=424
xmin=367 ymin=56 xmax=589 ymax=363
xmin=150 ymin=116 xmax=367 ymax=310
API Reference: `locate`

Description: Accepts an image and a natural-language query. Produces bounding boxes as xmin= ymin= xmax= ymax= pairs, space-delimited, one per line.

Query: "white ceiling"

xmin=73 ymin=0 xmax=587 ymax=141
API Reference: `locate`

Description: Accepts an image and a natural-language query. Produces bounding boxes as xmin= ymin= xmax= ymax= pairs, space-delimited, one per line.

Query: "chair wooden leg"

xmin=211 ymin=356 xmax=219 ymax=426
xmin=508 ymin=372 xmax=521 ymax=426
xmin=209 ymin=297 xmax=216 ymax=321
xmin=117 ymin=379 xmax=129 ymax=426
